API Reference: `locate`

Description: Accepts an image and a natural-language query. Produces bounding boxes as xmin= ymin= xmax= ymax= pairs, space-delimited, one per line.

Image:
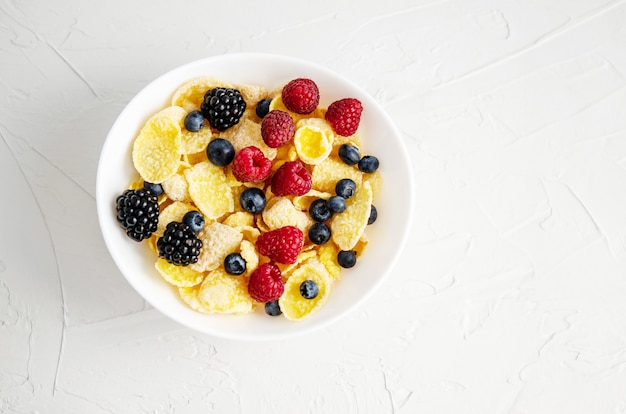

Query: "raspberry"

xmin=248 ymin=263 xmax=284 ymax=302
xmin=281 ymin=78 xmax=320 ymax=114
xmin=256 ymin=226 xmax=304 ymax=264
xmin=261 ymin=110 xmax=295 ymax=148
xmin=324 ymin=98 xmax=363 ymax=136
xmin=232 ymin=146 xmax=272 ymax=182
xmin=271 ymin=160 xmax=312 ymax=196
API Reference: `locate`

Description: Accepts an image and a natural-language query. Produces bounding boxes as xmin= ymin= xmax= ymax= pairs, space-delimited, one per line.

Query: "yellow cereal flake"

xmin=128 ymin=176 xmax=144 ymax=190
xmin=239 ymin=239 xmax=259 ymax=275
xmin=279 ymin=259 xmax=331 ymax=321
xmin=318 ymin=243 xmax=342 ymax=280
xmin=190 ymin=222 xmax=243 ymax=272
xmin=333 ymin=131 xmax=362 ymax=150
xmin=179 ymin=268 xmax=254 ymax=314
xmin=294 ymin=118 xmax=334 ymax=165
xmin=364 ymin=170 xmax=382 ymax=198
xmin=156 ymin=201 xmax=195 ymax=237
xmin=262 ymin=197 xmax=311 ymax=233
xmin=331 ymin=181 xmax=373 ymax=250
xmin=155 ymin=258 xmax=204 ymax=287
xmin=162 ymin=172 xmax=191 ymax=202
xmin=239 ymin=225 xmax=261 ymax=244
xmin=185 ymin=161 xmax=234 ymax=221
xmin=311 ymin=157 xmax=363 ymax=193
xmin=222 ymin=211 xmax=255 ymax=228
xmin=277 ymin=249 xmax=317 ymax=278
xmin=234 ymin=82 xmax=268 ymax=108
xmin=171 ymin=77 xmax=232 ymax=112
xmin=181 ymin=126 xmax=212 ymax=154
xmin=223 ymin=118 xmax=277 ymax=160
xmin=132 ymin=106 xmax=186 ymax=183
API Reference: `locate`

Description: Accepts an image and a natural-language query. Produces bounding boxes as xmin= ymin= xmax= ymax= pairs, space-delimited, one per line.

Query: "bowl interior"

xmin=96 ymin=53 xmax=414 ymax=340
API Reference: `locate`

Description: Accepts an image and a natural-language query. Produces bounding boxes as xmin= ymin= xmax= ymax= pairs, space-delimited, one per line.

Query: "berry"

xmin=368 ymin=204 xmax=377 ymax=225
xmin=157 ymin=222 xmax=203 ymax=266
xmin=338 ymin=144 xmax=360 ymax=165
xmin=207 ymin=138 xmax=235 ymax=167
xmin=261 ymin=110 xmax=295 ymax=148
xmin=201 ymin=87 xmax=246 ymax=131
xmin=300 ymin=280 xmax=319 ymax=299
xmin=325 ymin=98 xmax=363 ymax=136
xmin=265 ymin=300 xmax=282 ymax=316
xmin=308 ymin=223 xmax=331 ymax=245
xmin=182 ymin=210 xmax=205 ymax=233
xmin=143 ymin=181 xmax=163 ymax=196
xmin=335 ymin=178 xmax=357 ymax=199
xmin=327 ymin=196 xmax=346 ymax=213
xmin=281 ymin=78 xmax=320 ymax=114
xmin=271 ymin=160 xmax=312 ymax=196
xmin=116 ymin=188 xmax=159 ymax=242
xmin=256 ymin=98 xmax=272 ymax=118
xmin=240 ymin=187 xmax=266 ymax=214
xmin=337 ymin=250 xmax=357 ymax=268
xmin=256 ymin=226 xmax=304 ymax=264
xmin=309 ymin=198 xmax=332 ymax=222
xmin=232 ymin=146 xmax=272 ymax=182
xmin=248 ymin=263 xmax=284 ymax=302
xmin=184 ymin=110 xmax=205 ymax=132
xmin=358 ymin=155 xmax=379 ymax=173
xmin=224 ymin=252 xmax=246 ymax=275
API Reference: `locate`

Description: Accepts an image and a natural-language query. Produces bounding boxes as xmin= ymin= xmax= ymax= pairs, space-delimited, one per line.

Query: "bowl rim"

xmin=96 ymin=52 xmax=415 ymax=341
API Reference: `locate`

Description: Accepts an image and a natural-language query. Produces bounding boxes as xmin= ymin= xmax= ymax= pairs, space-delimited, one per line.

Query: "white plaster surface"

xmin=2 ymin=0 xmax=626 ymax=412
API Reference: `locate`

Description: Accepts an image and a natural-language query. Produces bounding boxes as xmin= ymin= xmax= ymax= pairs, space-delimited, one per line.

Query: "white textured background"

xmin=2 ymin=0 xmax=626 ymax=413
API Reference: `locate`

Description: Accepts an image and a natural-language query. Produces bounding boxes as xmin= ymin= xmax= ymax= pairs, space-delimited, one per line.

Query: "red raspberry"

xmin=256 ymin=226 xmax=304 ymax=264
xmin=324 ymin=98 xmax=363 ymax=136
xmin=248 ymin=263 xmax=284 ymax=302
xmin=271 ymin=160 xmax=312 ymax=196
xmin=261 ymin=110 xmax=295 ymax=148
xmin=281 ymin=78 xmax=320 ymax=114
xmin=232 ymin=146 xmax=272 ymax=182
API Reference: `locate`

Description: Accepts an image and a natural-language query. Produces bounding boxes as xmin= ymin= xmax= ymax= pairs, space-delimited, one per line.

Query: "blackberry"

xmin=201 ymin=87 xmax=246 ymax=131
xmin=157 ymin=222 xmax=203 ymax=266
xmin=115 ymin=188 xmax=159 ymax=242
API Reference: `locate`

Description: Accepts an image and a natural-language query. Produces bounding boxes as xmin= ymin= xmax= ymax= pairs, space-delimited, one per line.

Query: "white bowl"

xmin=96 ymin=53 xmax=414 ymax=341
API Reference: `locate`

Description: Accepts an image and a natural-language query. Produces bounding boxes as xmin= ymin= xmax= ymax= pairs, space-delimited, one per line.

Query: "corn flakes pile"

xmin=115 ymin=76 xmax=381 ymax=321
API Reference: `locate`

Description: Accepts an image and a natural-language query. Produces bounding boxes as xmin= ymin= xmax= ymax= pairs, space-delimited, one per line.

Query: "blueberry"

xmin=300 ymin=280 xmax=319 ymax=299
xmin=256 ymin=98 xmax=273 ymax=118
xmin=265 ymin=300 xmax=282 ymax=316
xmin=309 ymin=198 xmax=332 ymax=222
xmin=327 ymin=195 xmax=346 ymax=213
xmin=184 ymin=110 xmax=205 ymax=132
xmin=207 ymin=138 xmax=235 ymax=167
xmin=224 ymin=252 xmax=246 ymax=275
xmin=368 ymin=204 xmax=377 ymax=225
xmin=337 ymin=250 xmax=357 ymax=268
xmin=338 ymin=144 xmax=360 ymax=165
xmin=240 ymin=187 xmax=266 ymax=214
xmin=143 ymin=181 xmax=163 ymax=196
xmin=182 ymin=210 xmax=205 ymax=233
xmin=358 ymin=155 xmax=379 ymax=173
xmin=335 ymin=178 xmax=357 ymax=199
xmin=308 ymin=222 xmax=331 ymax=245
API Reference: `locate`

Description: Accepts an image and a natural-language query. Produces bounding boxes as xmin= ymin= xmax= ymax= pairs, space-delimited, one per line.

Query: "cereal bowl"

xmin=96 ymin=53 xmax=414 ymax=340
